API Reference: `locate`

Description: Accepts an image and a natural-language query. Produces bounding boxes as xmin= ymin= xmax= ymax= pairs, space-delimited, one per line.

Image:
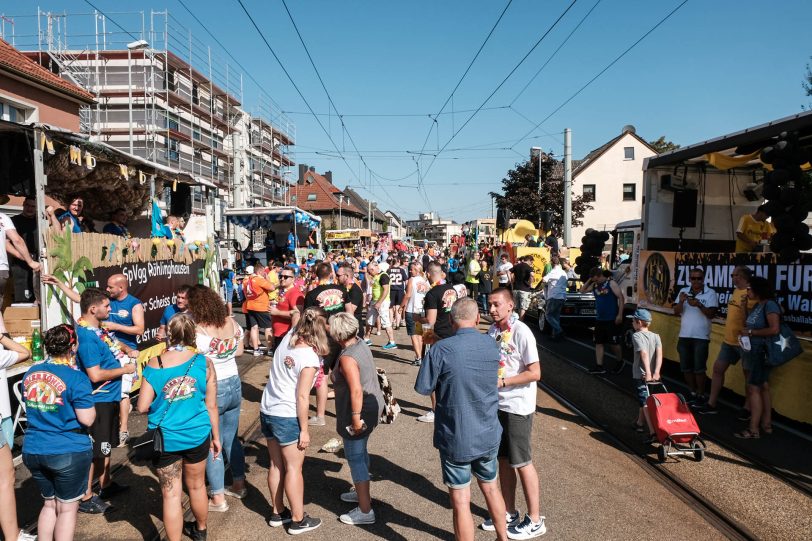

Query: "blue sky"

xmin=12 ymin=0 xmax=812 ymax=222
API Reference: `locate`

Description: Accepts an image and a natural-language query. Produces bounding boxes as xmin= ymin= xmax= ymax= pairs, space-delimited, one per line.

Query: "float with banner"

xmin=225 ymin=206 xmax=322 ymax=261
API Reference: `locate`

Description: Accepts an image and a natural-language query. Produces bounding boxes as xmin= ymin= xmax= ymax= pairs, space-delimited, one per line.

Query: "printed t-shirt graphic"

xmin=305 ymin=284 xmax=348 ymax=314
xmin=423 ymin=283 xmax=458 ymax=339
xmin=162 ymin=375 xmax=198 ymax=400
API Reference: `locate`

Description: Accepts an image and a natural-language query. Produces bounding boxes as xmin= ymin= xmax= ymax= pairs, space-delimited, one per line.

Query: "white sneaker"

xmin=340 ymin=488 xmax=359 ymax=503
xmin=339 ymin=506 xmax=376 ymax=525
xmin=416 ymin=411 xmax=435 ymax=423
xmin=253 ymin=350 xmax=262 ymax=357
xmin=507 ymin=515 xmax=547 ymax=539
xmin=308 ymin=415 xmax=326 ymax=426
xmin=17 ymin=532 xmax=37 ymax=541
xmin=482 ymin=510 xmax=521 ymax=531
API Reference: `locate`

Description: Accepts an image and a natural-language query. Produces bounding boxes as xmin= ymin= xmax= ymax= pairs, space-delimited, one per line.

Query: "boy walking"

xmin=628 ymin=309 xmax=663 ymax=443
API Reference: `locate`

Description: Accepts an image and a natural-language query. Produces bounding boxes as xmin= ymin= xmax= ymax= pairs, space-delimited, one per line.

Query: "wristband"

xmin=351 ymin=411 xmax=361 ymax=416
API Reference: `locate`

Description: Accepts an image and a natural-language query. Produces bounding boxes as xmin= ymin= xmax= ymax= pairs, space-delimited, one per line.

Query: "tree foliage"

xmin=803 ymin=56 xmax=812 ymax=110
xmin=489 ymin=154 xmax=591 ymax=232
xmin=648 ymin=136 xmax=681 ymax=154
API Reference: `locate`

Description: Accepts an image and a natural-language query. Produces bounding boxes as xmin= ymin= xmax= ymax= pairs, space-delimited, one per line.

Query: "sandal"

xmin=734 ymin=429 xmax=760 ymax=439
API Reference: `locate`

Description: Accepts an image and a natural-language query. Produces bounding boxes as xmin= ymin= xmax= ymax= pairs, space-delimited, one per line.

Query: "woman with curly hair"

xmin=260 ymin=307 xmax=331 ymax=535
xmin=186 ymin=285 xmax=246 ymax=510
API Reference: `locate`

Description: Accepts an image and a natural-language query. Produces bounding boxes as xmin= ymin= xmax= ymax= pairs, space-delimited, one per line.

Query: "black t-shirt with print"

xmin=346 ymin=283 xmax=364 ymax=322
xmin=388 ymin=267 xmax=408 ymax=292
xmin=423 ymin=283 xmax=459 ymax=339
xmin=511 ymin=262 xmax=533 ymax=292
xmin=304 ymin=284 xmax=348 ymax=314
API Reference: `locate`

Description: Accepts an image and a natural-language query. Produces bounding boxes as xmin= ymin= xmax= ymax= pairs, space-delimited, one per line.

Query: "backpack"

xmin=242 ymin=276 xmax=261 ymax=301
xmin=376 ymin=367 xmax=400 ymax=424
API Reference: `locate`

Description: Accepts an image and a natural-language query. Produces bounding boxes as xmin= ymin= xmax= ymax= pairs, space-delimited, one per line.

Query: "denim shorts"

xmin=717 ymin=342 xmax=742 ymax=366
xmin=746 ymin=342 xmax=772 ymax=387
xmin=260 ymin=413 xmax=300 ymax=447
xmin=635 ymin=380 xmax=650 ymax=407
xmin=440 ymin=450 xmax=498 ymax=489
xmin=343 ymin=436 xmax=371 ymax=483
xmin=23 ymin=450 xmax=93 ymax=502
xmin=405 ymin=312 xmax=418 ymax=336
xmin=677 ymin=337 xmax=710 ymax=374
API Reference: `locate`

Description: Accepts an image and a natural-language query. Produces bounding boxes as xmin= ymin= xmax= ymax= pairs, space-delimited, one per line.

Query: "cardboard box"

xmin=3 ymin=305 xmax=40 ymax=320
xmin=5 ymin=319 xmax=36 ymax=336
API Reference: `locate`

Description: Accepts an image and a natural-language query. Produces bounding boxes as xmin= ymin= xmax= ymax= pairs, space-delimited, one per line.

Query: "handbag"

xmin=131 ymin=354 xmax=196 ymax=463
xmin=765 ymin=322 xmax=803 ymax=367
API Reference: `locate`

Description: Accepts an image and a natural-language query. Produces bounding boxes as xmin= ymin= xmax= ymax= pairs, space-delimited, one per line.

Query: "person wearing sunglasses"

xmin=673 ymin=267 xmax=718 ymax=407
xmin=269 ymin=267 xmax=305 ymax=354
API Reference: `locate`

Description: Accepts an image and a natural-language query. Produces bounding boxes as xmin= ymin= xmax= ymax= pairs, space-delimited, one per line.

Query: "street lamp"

xmin=531 ymin=147 xmax=542 ymax=232
xmin=337 ymin=194 xmax=345 ymax=229
xmin=127 ymin=39 xmax=150 ymax=156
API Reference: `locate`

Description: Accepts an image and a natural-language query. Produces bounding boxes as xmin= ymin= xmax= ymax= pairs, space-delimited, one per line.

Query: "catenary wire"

xmin=510 ymin=0 xmax=690 ymax=148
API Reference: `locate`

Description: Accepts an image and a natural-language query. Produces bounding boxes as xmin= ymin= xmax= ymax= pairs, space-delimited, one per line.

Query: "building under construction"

xmin=0 ymin=8 xmax=295 ymax=238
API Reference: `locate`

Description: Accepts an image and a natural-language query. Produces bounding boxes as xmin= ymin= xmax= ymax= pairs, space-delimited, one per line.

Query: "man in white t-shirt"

xmin=496 ymin=254 xmax=513 ymax=287
xmin=483 ymin=287 xmax=546 ymax=539
xmin=672 ymin=267 xmax=718 ymax=405
xmin=542 ymin=256 xmax=568 ymax=340
xmin=0 ymin=212 xmax=40 ymax=308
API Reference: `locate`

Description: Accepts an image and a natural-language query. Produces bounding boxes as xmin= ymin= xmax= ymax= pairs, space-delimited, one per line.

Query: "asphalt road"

xmin=38 ymin=322 xmax=731 ymax=540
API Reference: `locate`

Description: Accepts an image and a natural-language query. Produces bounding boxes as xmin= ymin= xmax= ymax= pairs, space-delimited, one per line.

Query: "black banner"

xmin=672 ymin=252 xmax=812 ymax=332
xmin=87 ymin=260 xmax=205 ymax=348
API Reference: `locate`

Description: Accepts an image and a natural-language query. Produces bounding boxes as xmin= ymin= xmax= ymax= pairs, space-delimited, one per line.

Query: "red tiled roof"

xmin=290 ymin=169 xmax=364 ymax=214
xmin=0 ymin=39 xmax=95 ymax=103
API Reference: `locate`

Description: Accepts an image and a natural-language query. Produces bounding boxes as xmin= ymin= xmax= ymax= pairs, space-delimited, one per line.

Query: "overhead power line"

xmin=280 ymin=105 xmax=511 ymax=118
xmin=511 ymin=0 xmax=690 ymax=148
xmin=419 ymin=0 xmax=579 ymax=182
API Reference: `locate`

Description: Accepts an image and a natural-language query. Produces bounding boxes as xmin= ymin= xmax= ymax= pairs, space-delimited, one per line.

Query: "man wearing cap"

xmin=628 ymin=308 xmax=662 ymax=443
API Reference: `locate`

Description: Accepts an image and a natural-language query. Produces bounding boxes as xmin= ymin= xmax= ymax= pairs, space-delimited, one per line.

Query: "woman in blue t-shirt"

xmin=735 ymin=276 xmax=781 ymax=440
xmin=22 ymin=324 xmax=95 ymax=541
xmin=137 ymin=314 xmax=220 ymax=541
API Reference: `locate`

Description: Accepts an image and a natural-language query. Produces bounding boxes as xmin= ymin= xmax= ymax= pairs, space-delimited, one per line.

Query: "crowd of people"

xmin=0 ymin=216 xmax=791 ymax=541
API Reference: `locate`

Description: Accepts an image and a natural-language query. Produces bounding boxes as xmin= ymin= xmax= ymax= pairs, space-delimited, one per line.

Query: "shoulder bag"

xmin=131 ymin=354 xmax=197 ymax=463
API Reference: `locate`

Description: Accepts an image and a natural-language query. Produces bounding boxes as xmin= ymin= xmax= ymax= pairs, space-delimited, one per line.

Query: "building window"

xmin=0 ymin=101 xmax=25 ymax=122
xmin=166 ymin=70 xmax=176 ymax=92
xmin=165 ymin=113 xmax=179 ymax=131
xmin=211 ymin=156 xmax=219 ymax=177
xmin=192 ymin=83 xmax=199 ymax=105
xmin=193 ymin=127 xmax=202 ymax=141
xmin=165 ymin=138 xmax=179 ymax=161
xmin=583 ymin=184 xmax=596 ymax=202
xmin=623 ymin=183 xmax=636 ymax=201
xmin=307 ymin=194 xmax=317 ymax=201
xmin=624 ymin=146 xmax=634 ymax=160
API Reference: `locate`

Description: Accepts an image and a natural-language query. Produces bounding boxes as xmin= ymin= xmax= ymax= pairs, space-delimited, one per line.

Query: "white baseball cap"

xmin=245 ymin=265 xmax=255 ymax=274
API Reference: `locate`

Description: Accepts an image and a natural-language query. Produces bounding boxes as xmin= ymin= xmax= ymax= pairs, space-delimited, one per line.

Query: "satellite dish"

xmin=622 ymin=124 xmax=636 ymax=134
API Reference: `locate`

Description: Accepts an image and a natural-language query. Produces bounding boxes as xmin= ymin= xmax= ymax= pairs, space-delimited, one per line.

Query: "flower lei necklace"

xmin=78 ymin=318 xmax=129 ymax=365
xmin=431 ymin=278 xmax=446 ymax=287
xmin=166 ymin=344 xmax=196 ymax=353
xmin=47 ymin=355 xmax=79 ymax=370
xmin=488 ymin=312 xmax=519 ymax=379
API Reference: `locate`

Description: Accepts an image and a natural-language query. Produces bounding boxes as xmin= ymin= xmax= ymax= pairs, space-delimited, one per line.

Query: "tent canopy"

xmin=225 ymin=206 xmax=321 ymax=231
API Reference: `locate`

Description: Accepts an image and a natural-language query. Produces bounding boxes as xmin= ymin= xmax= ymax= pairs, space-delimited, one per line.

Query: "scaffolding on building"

xmin=0 ymin=8 xmax=296 ymax=224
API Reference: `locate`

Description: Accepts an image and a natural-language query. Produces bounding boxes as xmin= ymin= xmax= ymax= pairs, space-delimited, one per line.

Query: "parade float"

xmin=0 ymin=120 xmax=218 ymax=394
xmin=616 ymin=111 xmax=812 ymax=425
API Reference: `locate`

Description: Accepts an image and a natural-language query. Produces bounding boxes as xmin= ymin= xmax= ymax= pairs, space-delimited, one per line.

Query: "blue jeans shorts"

xmin=717 ymin=342 xmax=742 ymax=366
xmin=405 ymin=312 xmax=418 ymax=336
xmin=23 ymin=450 xmax=93 ymax=502
xmin=343 ymin=436 xmax=371 ymax=483
xmin=635 ymin=380 xmax=650 ymax=407
xmin=260 ymin=413 xmax=300 ymax=447
xmin=0 ymin=416 xmax=12 ymax=450
xmin=677 ymin=337 xmax=710 ymax=374
xmin=440 ymin=450 xmax=498 ymax=489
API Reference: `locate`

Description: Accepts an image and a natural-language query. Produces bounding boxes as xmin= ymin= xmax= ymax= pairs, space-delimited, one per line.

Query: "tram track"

xmin=538 ymin=379 xmax=756 ymax=541
xmin=538 ymin=329 xmax=812 ymax=500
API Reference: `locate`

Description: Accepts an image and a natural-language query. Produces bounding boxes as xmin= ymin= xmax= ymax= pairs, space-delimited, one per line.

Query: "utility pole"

xmin=563 ymin=128 xmax=572 ymax=247
xmin=531 ymin=147 xmax=542 ymax=231
xmin=368 ymin=199 xmax=371 ymax=230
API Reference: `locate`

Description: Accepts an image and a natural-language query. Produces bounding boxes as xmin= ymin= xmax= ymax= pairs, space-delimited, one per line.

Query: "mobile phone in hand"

xmin=346 ymin=420 xmax=367 ymax=436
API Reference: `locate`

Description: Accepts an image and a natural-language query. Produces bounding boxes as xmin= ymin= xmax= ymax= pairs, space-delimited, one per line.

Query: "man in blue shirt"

xmin=102 ymin=208 xmax=130 ymax=237
xmin=415 ymin=297 xmax=508 ymax=541
xmin=157 ymin=285 xmax=191 ymax=341
xmin=104 ymin=274 xmax=145 ymax=449
xmin=287 ymin=228 xmax=296 ymax=254
xmin=75 ymin=288 xmax=137 ymax=513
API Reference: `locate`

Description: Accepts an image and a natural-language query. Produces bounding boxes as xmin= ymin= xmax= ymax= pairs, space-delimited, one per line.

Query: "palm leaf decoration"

xmin=46 ymin=229 xmax=95 ymax=323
